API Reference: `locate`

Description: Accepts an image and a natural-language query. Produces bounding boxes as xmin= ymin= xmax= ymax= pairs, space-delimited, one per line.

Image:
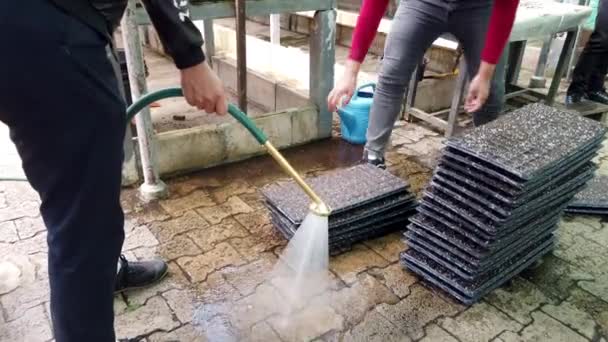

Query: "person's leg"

xmin=587 ymin=0 xmax=608 ymax=104
xmin=567 ymin=0 xmax=608 ymax=103
xmin=364 ymin=0 xmax=447 ymax=162
xmin=448 ymin=0 xmax=500 ymax=126
xmin=0 ymin=1 xmax=125 ymax=340
xmin=567 ymin=51 xmax=593 ymax=101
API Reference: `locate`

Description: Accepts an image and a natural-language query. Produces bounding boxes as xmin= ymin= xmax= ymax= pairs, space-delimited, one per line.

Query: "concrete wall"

xmin=154 ymin=107 xmax=319 ymax=176
xmin=248 ymin=11 xmax=460 ymax=74
xmin=210 ymin=55 xmax=310 ymax=112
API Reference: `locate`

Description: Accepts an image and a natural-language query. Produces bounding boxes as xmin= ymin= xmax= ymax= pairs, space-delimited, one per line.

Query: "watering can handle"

xmin=351 ymin=83 xmax=376 ymax=101
xmin=125 ymin=87 xmax=268 ymax=145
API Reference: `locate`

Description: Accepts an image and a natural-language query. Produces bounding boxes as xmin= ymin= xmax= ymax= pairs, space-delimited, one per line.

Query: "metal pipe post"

xmin=529 ymin=36 xmax=553 ymax=88
xmin=270 ymin=14 xmax=281 ymax=45
xmin=566 ymin=0 xmax=591 ymax=81
xmin=202 ymin=20 xmax=215 ymax=67
xmin=121 ymin=0 xmax=167 ymax=201
xmin=310 ymin=10 xmax=336 ymax=139
xmin=236 ymin=0 xmax=248 ymax=112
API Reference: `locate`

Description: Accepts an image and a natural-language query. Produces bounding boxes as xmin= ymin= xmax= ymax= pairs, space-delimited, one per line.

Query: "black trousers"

xmin=568 ymin=0 xmax=608 ymax=94
xmin=0 ymin=1 xmax=126 ymax=341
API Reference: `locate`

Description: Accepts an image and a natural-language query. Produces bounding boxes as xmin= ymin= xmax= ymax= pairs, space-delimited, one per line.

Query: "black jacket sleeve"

xmin=141 ymin=0 xmax=205 ymax=69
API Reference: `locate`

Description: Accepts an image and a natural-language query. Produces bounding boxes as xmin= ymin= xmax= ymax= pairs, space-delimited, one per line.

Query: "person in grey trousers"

xmin=328 ymin=0 xmax=518 ymax=168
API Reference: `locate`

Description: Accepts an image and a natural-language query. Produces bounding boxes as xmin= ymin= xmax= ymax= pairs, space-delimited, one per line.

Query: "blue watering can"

xmin=337 ymin=83 xmax=375 ymax=145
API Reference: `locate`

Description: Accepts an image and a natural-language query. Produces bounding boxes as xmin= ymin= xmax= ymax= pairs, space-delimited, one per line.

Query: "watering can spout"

xmin=337 ymin=110 xmax=356 ymax=128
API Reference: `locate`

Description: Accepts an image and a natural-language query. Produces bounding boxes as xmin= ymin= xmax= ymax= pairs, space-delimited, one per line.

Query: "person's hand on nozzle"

xmin=464 ymin=61 xmax=495 ymax=113
xmin=180 ymin=62 xmax=228 ymax=115
xmin=327 ymin=60 xmax=361 ymax=112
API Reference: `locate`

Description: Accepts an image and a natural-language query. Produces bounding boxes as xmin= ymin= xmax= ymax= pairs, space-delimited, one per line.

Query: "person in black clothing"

xmin=566 ymin=0 xmax=608 ymax=105
xmin=0 ymin=1 xmax=226 ymax=341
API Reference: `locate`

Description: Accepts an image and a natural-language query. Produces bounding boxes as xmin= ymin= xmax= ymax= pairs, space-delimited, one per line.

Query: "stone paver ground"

xmin=1 ymin=121 xmax=607 ymax=342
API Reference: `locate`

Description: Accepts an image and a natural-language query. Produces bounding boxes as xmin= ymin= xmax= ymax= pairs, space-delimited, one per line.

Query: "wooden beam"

xmin=446 ymin=58 xmax=467 ymax=138
xmin=404 ymin=65 xmax=418 ymax=121
xmin=407 ymin=108 xmax=448 ymax=131
xmin=135 ymin=0 xmax=336 ymax=24
xmin=504 ymin=88 xmax=534 ymax=100
xmin=236 ymin=0 xmax=247 ymax=112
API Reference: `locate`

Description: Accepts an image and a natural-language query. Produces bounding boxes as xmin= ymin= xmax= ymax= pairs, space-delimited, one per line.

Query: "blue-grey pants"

xmin=365 ymin=0 xmax=507 ymax=157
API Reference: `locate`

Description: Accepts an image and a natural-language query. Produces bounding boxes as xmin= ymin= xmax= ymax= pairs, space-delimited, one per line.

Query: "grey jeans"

xmin=366 ymin=0 xmax=507 ymax=157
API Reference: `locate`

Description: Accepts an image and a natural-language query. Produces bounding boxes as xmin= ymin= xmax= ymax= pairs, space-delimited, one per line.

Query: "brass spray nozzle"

xmin=264 ymin=142 xmax=331 ymax=217
xmin=309 ymin=201 xmax=331 ymax=217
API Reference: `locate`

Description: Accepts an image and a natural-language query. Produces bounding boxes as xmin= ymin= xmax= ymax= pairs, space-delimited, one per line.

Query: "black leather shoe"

xmin=115 ymin=255 xmax=168 ymax=293
xmin=588 ymin=90 xmax=608 ymax=105
xmin=565 ymin=92 xmax=586 ymax=106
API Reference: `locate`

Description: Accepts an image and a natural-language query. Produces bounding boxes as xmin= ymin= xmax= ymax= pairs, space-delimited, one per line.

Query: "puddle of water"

xmin=0 ymin=261 xmax=21 ymax=295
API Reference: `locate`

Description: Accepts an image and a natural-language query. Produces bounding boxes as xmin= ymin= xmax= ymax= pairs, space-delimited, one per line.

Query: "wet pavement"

xmin=1 ymin=122 xmax=607 ymax=341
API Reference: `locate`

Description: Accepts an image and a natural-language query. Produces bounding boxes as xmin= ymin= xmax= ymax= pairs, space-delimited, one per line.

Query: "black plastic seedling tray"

xmin=429 ymin=163 xmax=594 ymax=221
xmin=405 ymin=222 xmax=556 ymax=278
xmin=408 ymin=204 xmax=563 ymax=259
xmin=446 ymin=103 xmax=606 ymax=180
xmin=265 ymin=191 xmax=415 ymax=229
xmin=422 ymin=168 xmax=592 ymax=235
xmin=435 ymin=151 xmax=598 ymax=209
xmin=261 ymin=164 xmax=411 ymax=225
xmin=402 ymin=237 xmax=554 ymax=305
xmin=567 ymin=174 xmax=608 ymax=210
xmin=268 ymin=200 xmax=416 ymax=237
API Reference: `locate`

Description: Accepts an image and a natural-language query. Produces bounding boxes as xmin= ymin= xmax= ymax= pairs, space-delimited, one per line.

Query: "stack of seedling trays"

xmin=401 ymin=103 xmax=606 ymax=305
xmin=261 ymin=164 xmax=417 ymax=254
xmin=565 ymin=174 xmax=608 ymax=215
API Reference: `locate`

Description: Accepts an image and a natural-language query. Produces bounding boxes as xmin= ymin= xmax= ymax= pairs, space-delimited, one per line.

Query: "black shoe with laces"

xmin=588 ymin=90 xmax=608 ymax=105
xmin=114 ymin=255 xmax=168 ymax=294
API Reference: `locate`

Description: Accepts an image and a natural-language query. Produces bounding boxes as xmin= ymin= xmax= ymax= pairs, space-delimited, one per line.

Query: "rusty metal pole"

xmin=235 ymin=0 xmax=247 ymax=112
xmin=121 ymin=0 xmax=167 ymax=201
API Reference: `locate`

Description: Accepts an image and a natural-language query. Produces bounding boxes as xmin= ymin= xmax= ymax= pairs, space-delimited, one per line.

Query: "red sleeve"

xmin=349 ymin=0 xmax=391 ymax=62
xmin=481 ymin=0 xmax=520 ymax=64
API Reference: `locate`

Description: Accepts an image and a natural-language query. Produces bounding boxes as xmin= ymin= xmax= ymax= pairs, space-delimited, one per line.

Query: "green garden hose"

xmin=126 ymin=87 xmax=268 ymax=145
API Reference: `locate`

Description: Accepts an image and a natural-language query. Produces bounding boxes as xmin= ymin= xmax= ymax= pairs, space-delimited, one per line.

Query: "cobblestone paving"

xmin=1 ymin=124 xmax=607 ymax=341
